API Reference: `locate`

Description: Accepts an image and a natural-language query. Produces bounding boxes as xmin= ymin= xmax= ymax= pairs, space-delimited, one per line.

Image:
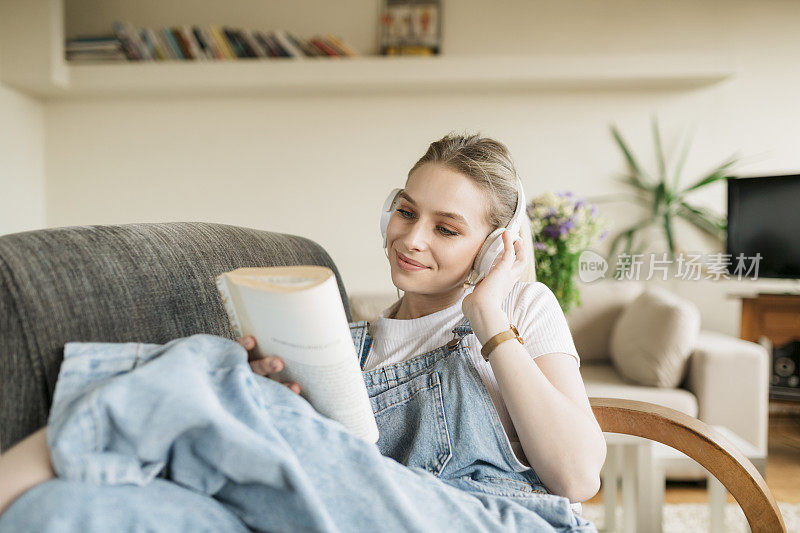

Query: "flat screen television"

xmin=726 ymin=174 xmax=800 ymax=279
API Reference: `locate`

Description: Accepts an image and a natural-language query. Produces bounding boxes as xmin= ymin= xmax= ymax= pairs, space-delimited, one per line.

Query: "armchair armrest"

xmin=590 ymin=397 xmax=785 ymax=533
xmin=683 ymin=330 xmax=770 ymax=453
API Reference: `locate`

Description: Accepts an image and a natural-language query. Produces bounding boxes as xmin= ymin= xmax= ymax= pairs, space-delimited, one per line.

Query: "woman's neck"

xmin=391 ymin=289 xmax=466 ymax=320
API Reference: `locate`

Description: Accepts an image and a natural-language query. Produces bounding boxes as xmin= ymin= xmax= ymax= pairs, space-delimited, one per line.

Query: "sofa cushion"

xmin=566 ymin=281 xmax=643 ymax=364
xmin=609 ymin=286 xmax=701 ymax=388
xmin=582 ymin=363 xmax=699 ymax=417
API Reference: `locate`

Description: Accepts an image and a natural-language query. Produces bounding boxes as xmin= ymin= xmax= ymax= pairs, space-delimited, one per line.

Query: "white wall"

xmin=0 ymin=62 xmax=46 ymax=236
xmin=29 ymin=1 xmax=800 ymax=335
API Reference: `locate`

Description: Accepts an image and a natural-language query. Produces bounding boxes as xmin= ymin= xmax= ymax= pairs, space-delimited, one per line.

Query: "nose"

xmin=396 ymin=216 xmax=430 ymax=252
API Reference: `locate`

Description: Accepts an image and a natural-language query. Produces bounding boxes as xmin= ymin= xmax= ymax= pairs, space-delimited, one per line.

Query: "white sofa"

xmin=347 ymin=280 xmax=771 ymax=481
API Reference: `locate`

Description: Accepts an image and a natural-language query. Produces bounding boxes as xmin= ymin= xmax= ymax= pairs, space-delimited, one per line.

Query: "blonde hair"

xmin=408 ymin=132 xmax=537 ymax=283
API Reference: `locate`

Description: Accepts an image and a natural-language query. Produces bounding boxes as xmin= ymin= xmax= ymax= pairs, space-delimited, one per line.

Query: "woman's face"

xmin=386 ymin=162 xmax=493 ymax=295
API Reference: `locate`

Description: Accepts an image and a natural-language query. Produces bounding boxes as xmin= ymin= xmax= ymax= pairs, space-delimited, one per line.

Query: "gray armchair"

xmin=0 ymin=222 xmax=352 ymax=451
xmin=0 ymin=223 xmax=784 ymax=532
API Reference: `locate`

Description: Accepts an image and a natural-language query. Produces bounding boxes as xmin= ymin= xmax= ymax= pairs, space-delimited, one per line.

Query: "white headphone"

xmin=380 ymin=177 xmax=527 ymax=287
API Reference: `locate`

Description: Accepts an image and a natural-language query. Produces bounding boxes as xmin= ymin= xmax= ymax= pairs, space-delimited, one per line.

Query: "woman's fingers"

xmin=237 ymin=336 xmax=301 ymax=394
xmin=249 ymin=355 xmax=284 ymax=376
xmin=237 ymin=335 xmax=256 ymax=358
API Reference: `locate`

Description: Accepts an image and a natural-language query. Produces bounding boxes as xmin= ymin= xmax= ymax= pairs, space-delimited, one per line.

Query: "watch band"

xmin=480 ymin=324 xmax=524 ymax=361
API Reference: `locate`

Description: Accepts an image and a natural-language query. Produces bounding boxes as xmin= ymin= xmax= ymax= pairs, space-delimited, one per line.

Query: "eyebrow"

xmin=398 ymin=191 xmax=470 ymax=227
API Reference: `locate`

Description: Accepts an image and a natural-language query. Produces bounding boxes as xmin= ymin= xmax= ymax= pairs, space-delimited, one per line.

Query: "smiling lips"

xmin=396 ymin=251 xmax=429 ymax=271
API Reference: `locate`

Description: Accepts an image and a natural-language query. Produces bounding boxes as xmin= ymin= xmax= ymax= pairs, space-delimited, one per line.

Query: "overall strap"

xmin=445 ymin=316 xmax=473 ymax=352
xmin=360 ymin=334 xmax=373 ymax=369
xmin=348 ymin=321 xmax=371 ymax=369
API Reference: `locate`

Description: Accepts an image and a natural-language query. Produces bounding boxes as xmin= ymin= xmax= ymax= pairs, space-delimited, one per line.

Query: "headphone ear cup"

xmin=471 ymin=228 xmax=506 ymax=284
xmin=380 ymin=188 xmax=403 ymax=249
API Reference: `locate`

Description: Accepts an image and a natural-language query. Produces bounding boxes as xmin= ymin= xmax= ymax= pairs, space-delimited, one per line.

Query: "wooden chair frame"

xmin=590 ymin=397 xmax=785 ymax=532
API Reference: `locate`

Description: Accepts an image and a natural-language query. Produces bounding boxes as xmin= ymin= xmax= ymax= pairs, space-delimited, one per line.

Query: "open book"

xmin=215 ymin=265 xmax=379 ymax=444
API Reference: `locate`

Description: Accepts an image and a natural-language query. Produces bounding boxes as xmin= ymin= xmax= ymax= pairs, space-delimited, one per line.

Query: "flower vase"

xmin=535 ymin=243 xmax=582 ymax=315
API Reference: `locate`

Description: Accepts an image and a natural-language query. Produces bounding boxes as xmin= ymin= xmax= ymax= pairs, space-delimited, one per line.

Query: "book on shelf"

xmin=325 ymin=34 xmax=360 ymax=57
xmin=112 ymin=21 xmax=143 ymax=60
xmin=273 ymin=30 xmax=306 ymax=58
xmin=65 ymin=35 xmax=126 ymax=61
xmin=69 ymin=22 xmax=361 ymax=63
xmin=309 ymin=36 xmax=341 ymax=57
xmin=171 ymin=27 xmax=193 ymax=59
xmin=254 ymin=32 xmax=279 ymax=58
xmin=142 ymin=28 xmax=167 ymax=60
xmin=241 ymin=30 xmax=267 ymax=58
xmin=286 ymin=31 xmax=322 ymax=57
xmin=162 ymin=27 xmax=184 ymax=59
xmin=215 ymin=265 xmax=379 ymax=444
xmin=209 ymin=26 xmax=236 ymax=59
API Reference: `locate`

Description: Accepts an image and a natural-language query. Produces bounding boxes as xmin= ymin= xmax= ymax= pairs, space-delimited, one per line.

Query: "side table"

xmin=600 ymin=432 xmax=658 ymax=533
xmin=601 ymin=426 xmax=766 ymax=533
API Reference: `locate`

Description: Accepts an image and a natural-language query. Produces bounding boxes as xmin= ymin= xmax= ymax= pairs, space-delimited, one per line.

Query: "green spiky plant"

xmin=593 ymin=118 xmax=738 ymax=263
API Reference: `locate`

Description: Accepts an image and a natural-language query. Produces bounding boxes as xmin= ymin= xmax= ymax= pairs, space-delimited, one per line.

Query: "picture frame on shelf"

xmin=379 ymin=0 xmax=441 ymax=56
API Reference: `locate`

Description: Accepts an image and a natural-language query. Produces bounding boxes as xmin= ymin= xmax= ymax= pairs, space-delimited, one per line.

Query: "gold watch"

xmin=480 ymin=324 xmax=524 ymax=361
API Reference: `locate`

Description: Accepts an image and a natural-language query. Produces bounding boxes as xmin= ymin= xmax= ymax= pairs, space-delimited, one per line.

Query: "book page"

xmin=216 ymin=266 xmax=379 ymax=443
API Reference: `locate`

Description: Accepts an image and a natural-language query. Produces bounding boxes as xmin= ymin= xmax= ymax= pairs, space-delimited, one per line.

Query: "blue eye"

xmin=395 ymin=209 xmax=459 ymax=237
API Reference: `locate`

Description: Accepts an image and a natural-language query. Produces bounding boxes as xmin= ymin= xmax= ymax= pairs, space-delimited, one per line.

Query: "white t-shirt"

xmin=363 ymin=280 xmax=580 ymax=467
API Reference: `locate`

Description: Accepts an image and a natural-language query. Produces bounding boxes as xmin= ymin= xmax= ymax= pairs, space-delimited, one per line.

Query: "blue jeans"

xmin=0 ymin=325 xmax=597 ymax=532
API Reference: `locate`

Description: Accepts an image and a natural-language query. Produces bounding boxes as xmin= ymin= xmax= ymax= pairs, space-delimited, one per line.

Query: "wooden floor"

xmin=586 ymin=401 xmax=800 ymax=505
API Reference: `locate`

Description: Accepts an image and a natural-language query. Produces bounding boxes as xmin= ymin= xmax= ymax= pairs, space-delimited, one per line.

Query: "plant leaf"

xmin=617 ymin=175 xmax=655 ymax=193
xmin=680 ymin=154 xmax=738 ymax=194
xmin=676 ymin=202 xmax=727 ymax=241
xmin=671 ymin=126 xmax=695 ymax=191
xmin=652 ymin=116 xmax=667 ymax=184
xmin=663 ymin=209 xmax=675 ymax=258
xmin=610 ymin=125 xmax=650 ymax=187
xmin=653 ymin=182 xmax=666 ymax=217
xmin=607 ymin=218 xmax=655 ymax=258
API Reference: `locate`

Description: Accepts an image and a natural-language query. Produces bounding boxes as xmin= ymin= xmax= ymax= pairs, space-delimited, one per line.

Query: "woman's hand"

xmin=462 ymin=229 xmax=528 ymax=316
xmin=237 ymin=336 xmax=301 ymax=394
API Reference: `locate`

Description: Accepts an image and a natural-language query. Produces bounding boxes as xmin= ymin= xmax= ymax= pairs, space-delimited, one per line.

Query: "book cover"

xmin=264 ymin=32 xmax=290 ymax=58
xmin=125 ymin=22 xmax=152 ymax=60
xmin=180 ymin=25 xmax=205 ymax=61
xmin=162 ymin=27 xmax=185 ymax=59
xmin=224 ymin=28 xmax=245 ymax=58
xmin=191 ymin=26 xmax=212 ymax=60
xmin=171 ymin=27 xmax=194 ymax=59
xmin=112 ymin=21 xmax=142 ymax=60
xmin=285 ymin=31 xmax=323 ymax=57
xmin=144 ymin=28 xmax=168 ymax=60
xmin=199 ymin=27 xmax=223 ymax=59
xmin=325 ymin=34 xmax=359 ymax=57
xmin=309 ymin=37 xmax=341 ymax=57
xmin=209 ymin=26 xmax=236 ymax=59
xmin=254 ymin=32 xmax=279 ymax=58
xmin=272 ymin=30 xmax=305 ymax=59
xmin=319 ymin=35 xmax=349 ymax=57
xmin=244 ymin=30 xmax=270 ymax=58
xmin=138 ymin=29 xmax=158 ymax=60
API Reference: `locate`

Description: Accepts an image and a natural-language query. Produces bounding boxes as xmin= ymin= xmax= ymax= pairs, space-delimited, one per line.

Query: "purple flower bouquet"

xmin=527 ymin=191 xmax=608 ymax=314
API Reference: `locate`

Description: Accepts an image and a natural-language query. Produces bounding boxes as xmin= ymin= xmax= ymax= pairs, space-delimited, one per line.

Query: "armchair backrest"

xmin=0 ymin=222 xmax=352 ymax=451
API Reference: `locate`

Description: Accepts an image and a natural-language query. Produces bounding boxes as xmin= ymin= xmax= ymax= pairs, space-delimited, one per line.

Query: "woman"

xmin=0 ymin=133 xmax=603 ymax=531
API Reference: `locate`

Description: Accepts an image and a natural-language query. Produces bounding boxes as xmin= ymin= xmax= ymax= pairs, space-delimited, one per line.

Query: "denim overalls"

xmin=353 ymin=318 xmax=590 ymax=528
xmin=0 ymin=325 xmax=596 ymax=532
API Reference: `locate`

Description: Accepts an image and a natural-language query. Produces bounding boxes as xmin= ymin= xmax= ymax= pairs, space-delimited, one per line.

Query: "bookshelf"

xmin=0 ymin=1 xmax=737 ymax=100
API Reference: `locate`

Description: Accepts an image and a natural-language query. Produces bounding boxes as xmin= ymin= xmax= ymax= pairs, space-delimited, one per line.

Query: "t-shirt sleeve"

xmin=509 ymin=281 xmax=581 ymax=367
